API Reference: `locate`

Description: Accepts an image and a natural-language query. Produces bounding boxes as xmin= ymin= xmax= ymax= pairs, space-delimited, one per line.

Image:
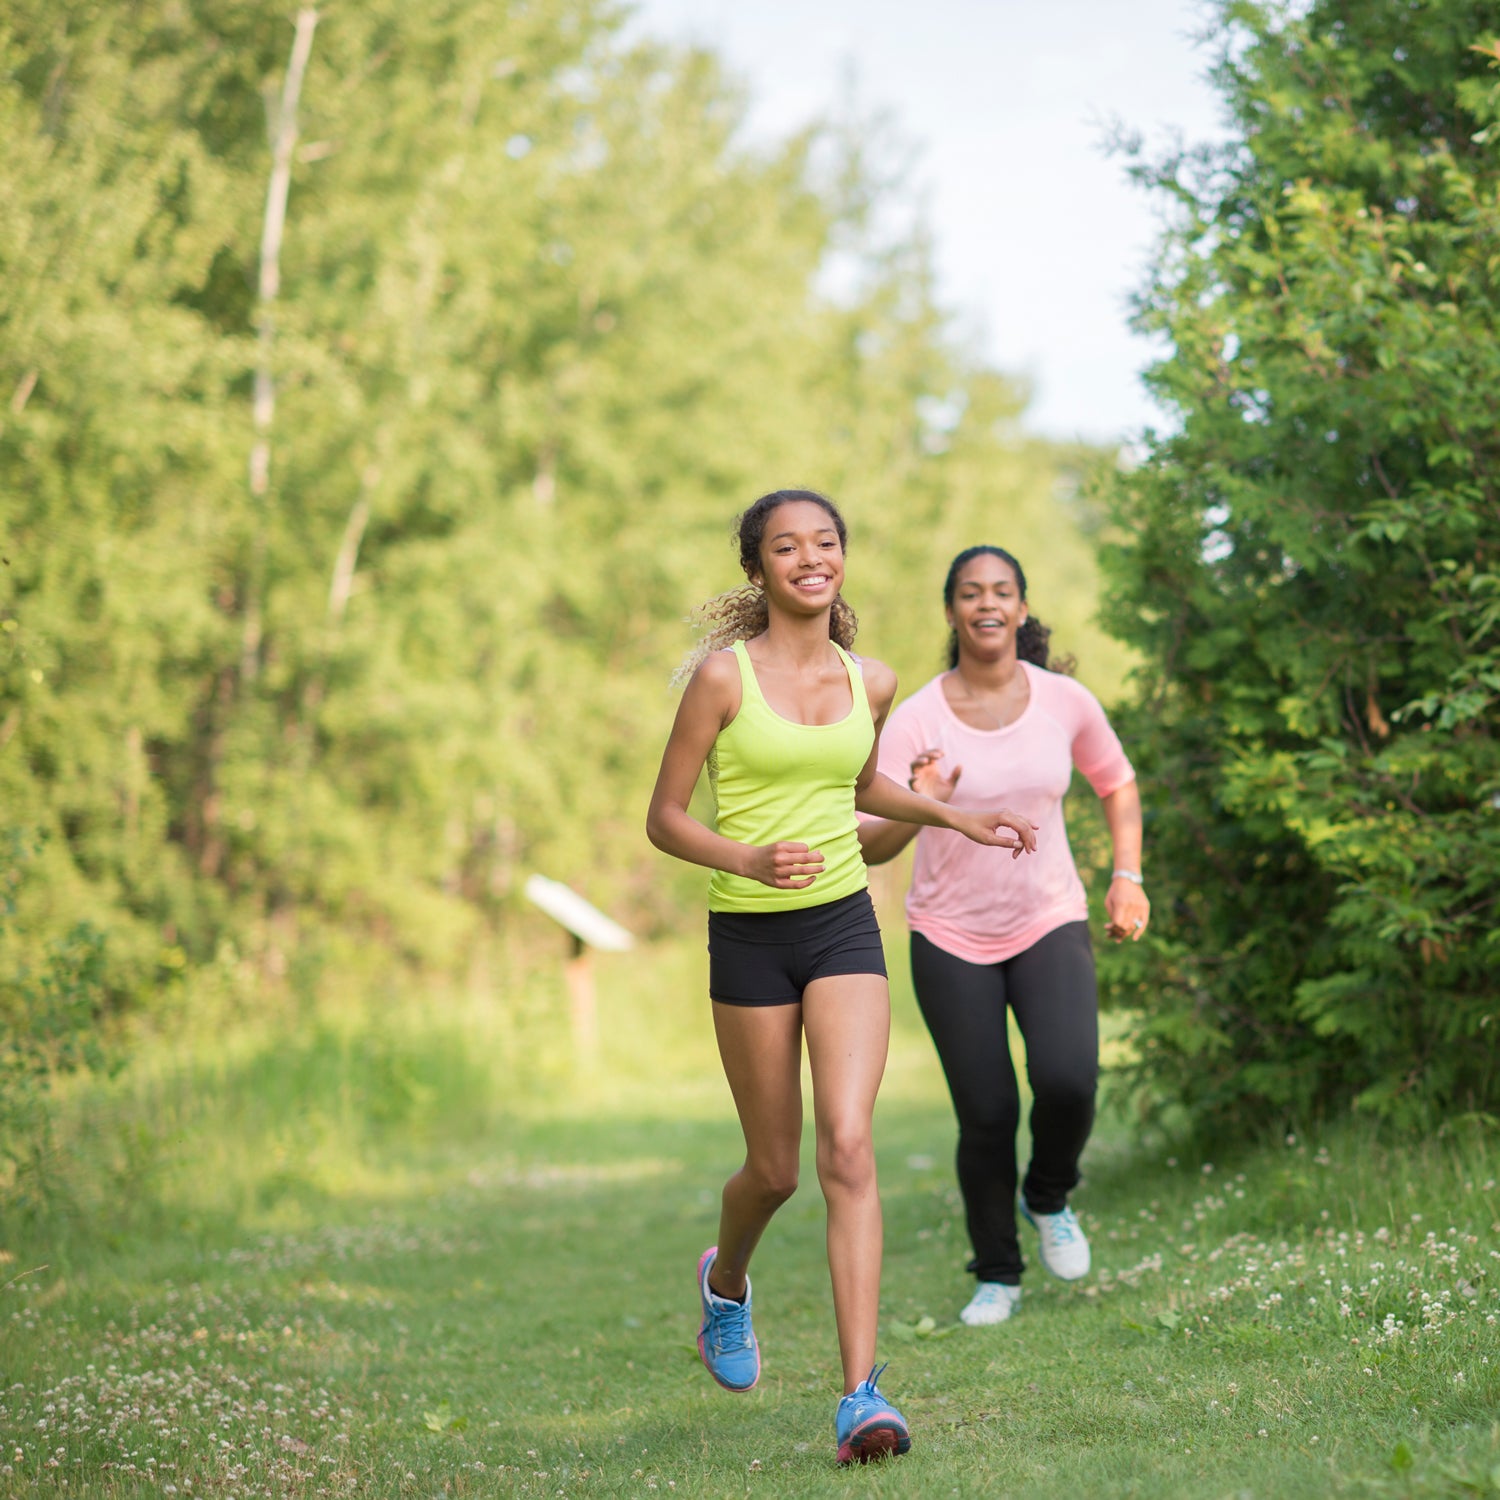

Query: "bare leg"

xmin=802 ymin=973 xmax=890 ymax=1393
xmin=708 ymin=1000 xmax=804 ymax=1299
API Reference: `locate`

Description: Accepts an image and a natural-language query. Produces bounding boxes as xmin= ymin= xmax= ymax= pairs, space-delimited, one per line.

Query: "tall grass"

xmin=6 ymin=930 xmax=734 ymax=1256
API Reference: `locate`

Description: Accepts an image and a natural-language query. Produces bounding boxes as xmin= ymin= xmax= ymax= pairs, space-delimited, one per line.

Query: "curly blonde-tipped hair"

xmin=672 ymin=489 xmax=859 ymax=686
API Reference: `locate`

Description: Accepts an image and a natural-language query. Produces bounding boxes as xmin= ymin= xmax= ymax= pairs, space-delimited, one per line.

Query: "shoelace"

xmin=709 ymin=1296 xmax=753 ymax=1350
xmin=1046 ymin=1209 xmax=1079 ymax=1244
xmin=839 ymin=1362 xmax=891 ymax=1411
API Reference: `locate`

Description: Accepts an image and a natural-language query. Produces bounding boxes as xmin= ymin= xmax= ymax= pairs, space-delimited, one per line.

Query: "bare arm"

xmin=645 ymin=653 xmax=826 ymax=889
xmin=858 ymin=814 xmax=921 ymax=867
xmin=1100 ymin=778 xmax=1150 ymax=941
xmin=858 ymin=747 xmax=960 ymax=866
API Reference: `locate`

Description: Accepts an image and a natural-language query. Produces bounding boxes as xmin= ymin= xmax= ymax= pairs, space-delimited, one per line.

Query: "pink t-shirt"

xmin=870 ymin=663 xmax=1135 ymax=963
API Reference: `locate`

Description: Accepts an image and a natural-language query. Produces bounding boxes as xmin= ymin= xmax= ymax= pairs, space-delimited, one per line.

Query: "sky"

xmin=626 ymin=0 xmax=1228 ymax=443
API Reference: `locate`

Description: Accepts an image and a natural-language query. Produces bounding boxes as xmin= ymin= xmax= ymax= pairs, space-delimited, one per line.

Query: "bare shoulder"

xmin=694 ymin=648 xmax=741 ymax=690
xmin=853 ymin=653 xmax=898 ymax=716
xmin=684 ymin=647 xmax=743 ymax=717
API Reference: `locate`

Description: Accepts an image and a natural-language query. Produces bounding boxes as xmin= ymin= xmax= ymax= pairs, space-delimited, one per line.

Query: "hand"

xmin=743 ymin=841 xmax=825 ymax=889
xmin=1104 ymin=877 xmax=1150 ymax=942
xmin=907 ymin=747 xmax=962 ymax=803
xmin=951 ymin=809 xmax=1038 ymax=859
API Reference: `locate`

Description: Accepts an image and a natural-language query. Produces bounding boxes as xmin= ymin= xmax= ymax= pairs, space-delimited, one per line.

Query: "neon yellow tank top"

xmin=707 ymin=639 xmax=875 ymax=913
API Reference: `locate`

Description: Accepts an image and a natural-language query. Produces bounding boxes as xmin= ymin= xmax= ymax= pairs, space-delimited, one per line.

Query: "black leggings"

xmin=910 ymin=922 xmax=1098 ymax=1285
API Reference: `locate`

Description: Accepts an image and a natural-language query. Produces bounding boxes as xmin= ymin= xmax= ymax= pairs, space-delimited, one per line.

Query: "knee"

xmin=816 ymin=1125 xmax=876 ymax=1196
xmin=956 ymin=1095 xmax=1020 ymax=1144
xmin=1030 ymin=1070 xmax=1097 ymax=1115
xmin=743 ymin=1157 xmax=799 ymax=1208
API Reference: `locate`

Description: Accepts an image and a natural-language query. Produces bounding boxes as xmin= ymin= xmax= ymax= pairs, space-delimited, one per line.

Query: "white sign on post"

xmin=523 ymin=874 xmax=634 ymax=952
xmin=523 ymin=875 xmax=634 ymax=1057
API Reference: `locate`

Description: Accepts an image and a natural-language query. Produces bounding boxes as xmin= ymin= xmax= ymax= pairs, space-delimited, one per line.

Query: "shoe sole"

xmin=1019 ymin=1204 xmax=1091 ymax=1282
xmin=696 ymin=1247 xmax=760 ymax=1392
xmin=961 ymin=1284 xmax=1021 ymax=1326
xmin=837 ymin=1417 xmax=912 ymax=1465
xmin=960 ymin=1308 xmax=1018 ymax=1327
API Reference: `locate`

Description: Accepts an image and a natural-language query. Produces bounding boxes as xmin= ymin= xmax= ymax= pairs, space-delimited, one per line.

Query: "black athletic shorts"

xmin=707 ymin=888 xmax=887 ymax=1006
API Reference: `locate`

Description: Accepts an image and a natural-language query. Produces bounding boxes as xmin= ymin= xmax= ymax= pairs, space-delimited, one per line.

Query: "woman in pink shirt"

xmin=859 ymin=545 xmax=1150 ymax=1327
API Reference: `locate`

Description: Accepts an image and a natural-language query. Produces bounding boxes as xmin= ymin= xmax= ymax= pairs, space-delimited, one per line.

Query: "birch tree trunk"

xmin=242 ymin=6 xmax=319 ymax=685
xmin=196 ymin=9 xmax=318 ymax=879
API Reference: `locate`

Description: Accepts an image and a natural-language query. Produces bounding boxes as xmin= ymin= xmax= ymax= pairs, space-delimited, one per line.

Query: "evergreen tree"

xmin=1102 ymin=0 xmax=1500 ymax=1126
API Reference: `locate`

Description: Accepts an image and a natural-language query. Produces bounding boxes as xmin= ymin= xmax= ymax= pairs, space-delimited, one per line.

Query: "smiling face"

xmin=750 ymin=499 xmax=846 ymax=614
xmin=946 ymin=551 xmax=1027 ymax=662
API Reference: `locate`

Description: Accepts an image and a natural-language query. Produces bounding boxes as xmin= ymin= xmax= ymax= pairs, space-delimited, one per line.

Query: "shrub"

xmin=1100 ymin=0 xmax=1500 ymax=1129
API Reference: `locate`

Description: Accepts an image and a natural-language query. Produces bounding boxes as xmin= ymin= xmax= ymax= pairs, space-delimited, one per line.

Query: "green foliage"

xmin=0 ymin=0 xmax=1113 ymax=1044
xmin=1100 ymin=0 xmax=1500 ymax=1128
xmin=0 ymin=830 xmax=114 ymax=1207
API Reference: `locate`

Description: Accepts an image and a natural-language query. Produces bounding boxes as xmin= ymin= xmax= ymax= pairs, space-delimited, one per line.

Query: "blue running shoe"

xmin=696 ymin=1247 xmax=760 ymax=1392
xmin=835 ymin=1363 xmax=911 ymax=1465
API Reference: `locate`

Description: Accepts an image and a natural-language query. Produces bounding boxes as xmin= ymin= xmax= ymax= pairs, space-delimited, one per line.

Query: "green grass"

xmin=2 ymin=937 xmax=1499 ymax=1498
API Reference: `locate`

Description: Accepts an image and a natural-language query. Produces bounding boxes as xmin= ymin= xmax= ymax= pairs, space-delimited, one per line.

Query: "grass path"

xmin=2 ymin=946 xmax=1499 ymax=1497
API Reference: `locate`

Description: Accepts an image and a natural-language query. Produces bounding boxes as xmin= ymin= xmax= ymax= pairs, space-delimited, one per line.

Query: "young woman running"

xmin=646 ymin=494 xmax=1037 ymax=1463
xmin=859 ymin=545 xmax=1149 ymax=1327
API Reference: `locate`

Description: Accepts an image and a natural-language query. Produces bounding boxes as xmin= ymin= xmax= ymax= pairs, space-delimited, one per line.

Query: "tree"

xmin=0 ymin=0 xmax=1114 ymax=1028
xmin=1101 ymin=0 xmax=1500 ymax=1127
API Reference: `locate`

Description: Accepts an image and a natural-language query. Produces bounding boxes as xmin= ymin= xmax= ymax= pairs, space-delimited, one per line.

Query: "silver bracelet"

xmin=1111 ymin=869 xmax=1144 ymax=884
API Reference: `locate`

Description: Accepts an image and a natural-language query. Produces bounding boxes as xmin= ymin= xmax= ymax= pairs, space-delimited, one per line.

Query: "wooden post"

xmin=522 ymin=874 xmax=632 ymax=1061
xmin=564 ymin=933 xmax=597 ymax=1058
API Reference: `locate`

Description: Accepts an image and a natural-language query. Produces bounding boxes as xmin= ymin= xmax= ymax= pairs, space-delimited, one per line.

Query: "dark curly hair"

xmin=675 ymin=489 xmax=859 ymax=684
xmin=942 ymin=545 xmax=1071 ymax=673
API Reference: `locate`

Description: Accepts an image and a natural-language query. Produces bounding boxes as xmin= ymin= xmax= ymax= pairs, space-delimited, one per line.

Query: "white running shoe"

xmin=1020 ymin=1201 xmax=1091 ymax=1281
xmin=960 ymin=1282 xmax=1022 ymax=1326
